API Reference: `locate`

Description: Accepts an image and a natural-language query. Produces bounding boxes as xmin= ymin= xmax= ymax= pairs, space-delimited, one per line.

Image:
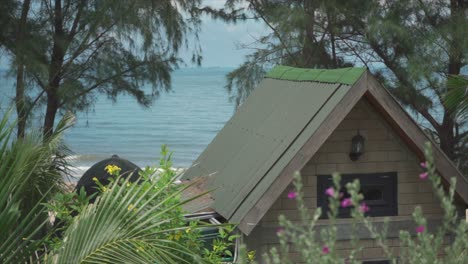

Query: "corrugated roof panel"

xmin=183 ymin=79 xmax=343 ymax=219
xmin=184 ymin=79 xmax=289 ymax=181
xmin=217 ymin=81 xmax=342 ymax=218
xmin=229 ymin=84 xmax=352 ymax=223
xmin=338 ymin=68 xmax=367 ymax=84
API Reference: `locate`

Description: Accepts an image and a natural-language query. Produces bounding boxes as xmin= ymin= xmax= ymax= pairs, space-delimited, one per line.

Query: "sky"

xmin=0 ymin=1 xmax=269 ymax=70
xmin=181 ymin=1 xmax=268 ymax=67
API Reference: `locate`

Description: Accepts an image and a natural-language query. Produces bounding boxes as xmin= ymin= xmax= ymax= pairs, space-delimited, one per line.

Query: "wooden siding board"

xmin=365 ymin=75 xmax=468 ymax=204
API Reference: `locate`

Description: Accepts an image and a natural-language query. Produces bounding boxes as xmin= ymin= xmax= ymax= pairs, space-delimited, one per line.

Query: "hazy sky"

xmin=183 ymin=1 xmax=268 ymax=67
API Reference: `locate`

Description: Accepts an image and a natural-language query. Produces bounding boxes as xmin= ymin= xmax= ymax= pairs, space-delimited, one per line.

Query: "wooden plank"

xmin=255 ymin=217 xmax=443 ymax=241
xmin=365 ymin=75 xmax=468 ymax=204
xmin=238 ymin=72 xmax=369 ymax=234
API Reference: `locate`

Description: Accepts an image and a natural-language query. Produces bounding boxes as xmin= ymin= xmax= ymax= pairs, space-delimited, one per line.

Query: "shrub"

xmin=44 ymin=145 xmax=237 ymax=263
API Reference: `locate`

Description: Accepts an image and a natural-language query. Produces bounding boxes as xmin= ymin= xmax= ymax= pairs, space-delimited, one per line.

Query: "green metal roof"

xmin=182 ymin=66 xmax=366 ymax=223
xmin=265 ymin=65 xmax=365 ymax=85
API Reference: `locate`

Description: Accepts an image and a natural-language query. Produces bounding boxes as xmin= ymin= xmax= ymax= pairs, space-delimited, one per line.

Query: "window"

xmin=317 ymin=172 xmax=398 ymax=218
xmin=184 ymin=212 xmax=239 ymax=263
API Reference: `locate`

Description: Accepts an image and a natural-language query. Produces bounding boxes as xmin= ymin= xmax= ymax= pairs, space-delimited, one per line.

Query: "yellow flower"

xmin=105 ymin=164 xmax=121 ymax=175
xmin=92 ymin=177 xmax=98 ymax=182
xmin=102 ymin=186 xmax=108 ymax=192
xmin=174 ymin=231 xmax=182 ymax=241
xmin=127 ymin=204 xmax=135 ymax=211
xmin=136 ymin=246 xmax=144 ymax=252
xmin=247 ymin=251 xmax=255 ymax=261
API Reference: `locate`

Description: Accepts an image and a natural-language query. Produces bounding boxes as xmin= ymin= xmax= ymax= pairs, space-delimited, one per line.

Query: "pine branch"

xmin=67 ymin=0 xmax=86 ymax=42
xmin=419 ymin=108 xmax=441 ymax=131
xmin=57 ymin=59 xmax=168 ymax=108
xmin=61 ymin=21 xmax=118 ymax=76
xmin=247 ymin=0 xmax=299 ymax=66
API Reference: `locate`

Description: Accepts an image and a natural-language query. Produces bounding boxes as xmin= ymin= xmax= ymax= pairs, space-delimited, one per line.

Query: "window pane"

xmin=317 ymin=172 xmax=397 ymax=218
xmin=361 ymin=186 xmax=384 ymax=201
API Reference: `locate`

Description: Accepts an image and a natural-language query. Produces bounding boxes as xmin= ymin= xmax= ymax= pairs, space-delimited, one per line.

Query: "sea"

xmin=0 ymin=67 xmax=236 ymax=179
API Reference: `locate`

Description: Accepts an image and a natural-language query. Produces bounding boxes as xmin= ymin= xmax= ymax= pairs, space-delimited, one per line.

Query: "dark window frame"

xmin=317 ymin=172 xmax=398 ymax=218
xmin=362 ymin=261 xmax=391 ymax=264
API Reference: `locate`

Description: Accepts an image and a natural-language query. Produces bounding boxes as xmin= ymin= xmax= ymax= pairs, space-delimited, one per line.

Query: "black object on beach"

xmin=75 ymin=154 xmax=141 ymax=199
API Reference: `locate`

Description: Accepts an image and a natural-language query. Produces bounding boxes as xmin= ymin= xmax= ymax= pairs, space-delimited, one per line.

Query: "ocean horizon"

xmin=0 ymin=67 xmax=236 ymax=179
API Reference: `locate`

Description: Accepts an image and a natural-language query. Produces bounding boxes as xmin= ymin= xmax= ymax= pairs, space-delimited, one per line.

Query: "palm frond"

xmin=51 ymin=173 xmax=211 ymax=264
xmin=445 ymin=75 xmax=468 ymax=118
xmin=0 ymin=110 xmax=76 ymax=262
xmin=0 ymin=110 xmax=49 ymax=262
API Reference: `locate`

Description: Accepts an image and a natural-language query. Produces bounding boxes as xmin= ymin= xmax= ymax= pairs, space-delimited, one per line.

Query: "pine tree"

xmin=1 ymin=0 xmax=204 ymax=138
xmin=359 ymin=0 xmax=468 ymax=172
xmin=219 ymin=0 xmax=467 ymax=173
xmin=220 ymin=0 xmax=369 ymax=105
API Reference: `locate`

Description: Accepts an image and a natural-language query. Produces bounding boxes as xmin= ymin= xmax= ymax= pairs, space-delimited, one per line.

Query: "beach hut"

xmin=182 ymin=66 xmax=468 ymax=263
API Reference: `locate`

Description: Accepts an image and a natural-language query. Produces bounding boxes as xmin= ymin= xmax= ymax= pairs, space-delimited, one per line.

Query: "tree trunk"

xmin=16 ymin=66 xmax=26 ymax=139
xmin=15 ymin=0 xmax=31 ymax=139
xmin=437 ymin=117 xmax=456 ymax=161
xmin=302 ymin=1 xmax=316 ymax=67
xmin=329 ymin=26 xmax=337 ymax=68
xmin=43 ymin=0 xmax=65 ymax=139
xmin=436 ymin=0 xmax=465 ymax=163
xmin=43 ymin=90 xmax=59 ymax=139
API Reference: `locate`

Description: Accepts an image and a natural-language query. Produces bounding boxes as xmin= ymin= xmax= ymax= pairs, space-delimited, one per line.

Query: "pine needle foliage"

xmin=216 ymin=0 xmax=467 ymax=173
xmin=0 ymin=0 xmax=205 ymax=137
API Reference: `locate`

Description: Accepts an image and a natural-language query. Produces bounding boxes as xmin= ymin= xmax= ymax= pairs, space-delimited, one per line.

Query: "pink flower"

xmin=359 ymin=203 xmax=370 ymax=213
xmin=325 ymin=187 xmax=335 ymax=197
xmin=420 ymin=161 xmax=427 ymax=168
xmin=416 ymin=225 xmax=425 ymax=233
xmin=322 ymin=246 xmax=329 ymax=254
xmin=419 ymin=172 xmax=428 ymax=180
xmin=341 ymin=198 xmax=352 ymax=208
xmin=287 ymin=191 xmax=297 ymax=199
xmin=276 ymin=227 xmax=285 ymax=234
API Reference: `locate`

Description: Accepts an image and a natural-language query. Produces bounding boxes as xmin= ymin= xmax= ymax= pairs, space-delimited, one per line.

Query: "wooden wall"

xmin=245 ymin=98 xmax=460 ymax=262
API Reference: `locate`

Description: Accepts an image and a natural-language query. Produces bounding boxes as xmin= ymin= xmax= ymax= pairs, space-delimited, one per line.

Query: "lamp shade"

xmin=349 ymin=133 xmax=365 ymax=161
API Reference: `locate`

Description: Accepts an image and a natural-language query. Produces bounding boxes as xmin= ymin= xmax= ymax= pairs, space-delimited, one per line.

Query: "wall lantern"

xmin=349 ymin=131 xmax=365 ymax=161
